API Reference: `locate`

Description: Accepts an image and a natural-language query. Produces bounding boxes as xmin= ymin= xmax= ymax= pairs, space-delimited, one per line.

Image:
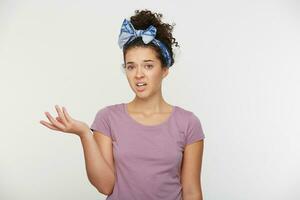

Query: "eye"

xmin=145 ymin=64 xmax=153 ymax=69
xmin=126 ymin=65 xmax=134 ymax=70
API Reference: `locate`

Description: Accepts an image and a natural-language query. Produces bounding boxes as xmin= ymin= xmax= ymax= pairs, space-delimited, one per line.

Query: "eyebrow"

xmin=126 ymin=59 xmax=154 ymax=64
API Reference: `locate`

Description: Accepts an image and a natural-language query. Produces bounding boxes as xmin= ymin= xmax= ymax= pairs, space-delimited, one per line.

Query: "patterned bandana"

xmin=118 ymin=18 xmax=172 ymax=67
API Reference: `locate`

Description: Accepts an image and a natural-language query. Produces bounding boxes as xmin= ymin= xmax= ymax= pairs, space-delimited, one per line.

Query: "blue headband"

xmin=118 ymin=18 xmax=172 ymax=67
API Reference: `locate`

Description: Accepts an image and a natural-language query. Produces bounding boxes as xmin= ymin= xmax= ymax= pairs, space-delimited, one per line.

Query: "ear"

xmin=162 ymin=67 xmax=169 ymax=78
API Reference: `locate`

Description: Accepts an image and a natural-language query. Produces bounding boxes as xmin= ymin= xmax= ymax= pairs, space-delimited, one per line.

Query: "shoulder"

xmin=174 ymin=105 xmax=204 ymax=134
xmin=175 ymin=105 xmax=205 ymax=145
xmin=175 ymin=105 xmax=199 ymax=123
xmin=95 ymin=103 xmax=121 ymax=112
xmin=94 ymin=103 xmax=124 ymax=117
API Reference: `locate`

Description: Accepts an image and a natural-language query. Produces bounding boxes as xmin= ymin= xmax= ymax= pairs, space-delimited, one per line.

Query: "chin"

xmin=134 ymin=90 xmax=150 ymax=97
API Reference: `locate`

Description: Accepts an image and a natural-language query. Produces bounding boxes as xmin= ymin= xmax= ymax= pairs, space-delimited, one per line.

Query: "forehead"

xmin=125 ymin=47 xmax=158 ymax=62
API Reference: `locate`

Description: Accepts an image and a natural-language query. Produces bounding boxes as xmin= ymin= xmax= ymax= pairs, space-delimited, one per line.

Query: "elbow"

xmin=96 ymin=187 xmax=110 ymax=196
xmin=87 ymin=169 xmax=116 ymax=195
xmin=94 ymin=183 xmax=113 ymax=196
xmin=95 ymin=176 xmax=115 ymax=196
xmin=101 ymin=183 xmax=114 ymax=196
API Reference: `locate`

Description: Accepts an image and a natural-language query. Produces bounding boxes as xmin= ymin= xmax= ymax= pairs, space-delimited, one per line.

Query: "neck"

xmin=128 ymin=93 xmax=171 ymax=114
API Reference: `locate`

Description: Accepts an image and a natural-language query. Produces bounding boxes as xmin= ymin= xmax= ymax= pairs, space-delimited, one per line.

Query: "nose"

xmin=135 ymin=66 xmax=144 ymax=78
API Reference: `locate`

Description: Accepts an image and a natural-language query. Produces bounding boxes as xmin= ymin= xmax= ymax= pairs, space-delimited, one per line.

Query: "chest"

xmin=127 ymin=112 xmax=172 ymax=126
xmin=110 ymin=121 xmax=185 ymax=176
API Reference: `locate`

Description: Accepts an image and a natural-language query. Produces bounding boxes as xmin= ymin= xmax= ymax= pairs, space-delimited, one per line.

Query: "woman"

xmin=40 ymin=9 xmax=205 ymax=200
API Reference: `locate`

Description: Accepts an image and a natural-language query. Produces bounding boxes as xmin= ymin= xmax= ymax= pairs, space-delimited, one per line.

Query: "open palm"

xmin=40 ymin=105 xmax=89 ymax=137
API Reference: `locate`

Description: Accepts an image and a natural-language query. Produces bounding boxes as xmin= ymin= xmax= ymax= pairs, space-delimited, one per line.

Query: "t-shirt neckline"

xmin=122 ymin=103 xmax=176 ymax=129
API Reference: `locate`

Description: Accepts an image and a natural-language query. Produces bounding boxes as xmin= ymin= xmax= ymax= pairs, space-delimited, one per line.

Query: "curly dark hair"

xmin=122 ymin=9 xmax=180 ymax=68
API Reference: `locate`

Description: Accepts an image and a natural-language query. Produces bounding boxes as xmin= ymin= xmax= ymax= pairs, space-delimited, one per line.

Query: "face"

xmin=124 ymin=47 xmax=169 ymax=98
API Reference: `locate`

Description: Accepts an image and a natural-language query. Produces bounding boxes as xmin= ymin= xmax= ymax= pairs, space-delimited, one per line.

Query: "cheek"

xmin=148 ymin=73 xmax=163 ymax=86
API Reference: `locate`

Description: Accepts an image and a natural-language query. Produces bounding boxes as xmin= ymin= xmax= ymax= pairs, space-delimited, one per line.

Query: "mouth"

xmin=135 ymin=82 xmax=147 ymax=92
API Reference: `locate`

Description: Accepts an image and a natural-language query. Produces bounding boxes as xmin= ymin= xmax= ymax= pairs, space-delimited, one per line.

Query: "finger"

xmin=44 ymin=111 xmax=66 ymax=130
xmin=62 ymin=106 xmax=72 ymax=123
xmin=56 ymin=117 xmax=65 ymax=124
xmin=55 ymin=105 xmax=68 ymax=125
xmin=40 ymin=120 xmax=60 ymax=131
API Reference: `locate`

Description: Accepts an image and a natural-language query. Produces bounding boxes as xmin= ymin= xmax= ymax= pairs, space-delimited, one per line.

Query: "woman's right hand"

xmin=40 ymin=105 xmax=91 ymax=138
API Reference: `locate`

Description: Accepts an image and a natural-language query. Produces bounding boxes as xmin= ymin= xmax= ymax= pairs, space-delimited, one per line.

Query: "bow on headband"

xmin=118 ymin=18 xmax=172 ymax=67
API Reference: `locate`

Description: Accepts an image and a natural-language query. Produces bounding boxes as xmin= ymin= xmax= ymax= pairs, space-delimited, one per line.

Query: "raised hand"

xmin=40 ymin=105 xmax=90 ymax=138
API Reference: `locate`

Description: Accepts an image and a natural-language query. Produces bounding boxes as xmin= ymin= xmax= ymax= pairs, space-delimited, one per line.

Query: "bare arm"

xmin=79 ymin=131 xmax=115 ymax=195
xmin=181 ymin=140 xmax=204 ymax=200
xmin=40 ymin=105 xmax=115 ymax=195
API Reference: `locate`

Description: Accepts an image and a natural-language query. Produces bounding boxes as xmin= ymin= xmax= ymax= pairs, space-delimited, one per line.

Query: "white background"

xmin=0 ymin=0 xmax=299 ymax=199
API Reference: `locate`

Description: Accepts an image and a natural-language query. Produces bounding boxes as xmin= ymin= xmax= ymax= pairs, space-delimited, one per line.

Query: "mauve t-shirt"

xmin=90 ymin=103 xmax=205 ymax=200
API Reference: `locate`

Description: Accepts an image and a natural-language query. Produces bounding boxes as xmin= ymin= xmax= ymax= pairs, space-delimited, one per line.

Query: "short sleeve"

xmin=185 ymin=113 xmax=205 ymax=146
xmin=90 ymin=107 xmax=112 ymax=138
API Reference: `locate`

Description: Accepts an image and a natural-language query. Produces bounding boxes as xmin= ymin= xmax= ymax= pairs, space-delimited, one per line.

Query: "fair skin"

xmin=39 ymin=46 xmax=204 ymax=199
xmin=124 ymin=46 xmax=204 ymax=200
xmin=124 ymin=46 xmax=173 ymax=122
